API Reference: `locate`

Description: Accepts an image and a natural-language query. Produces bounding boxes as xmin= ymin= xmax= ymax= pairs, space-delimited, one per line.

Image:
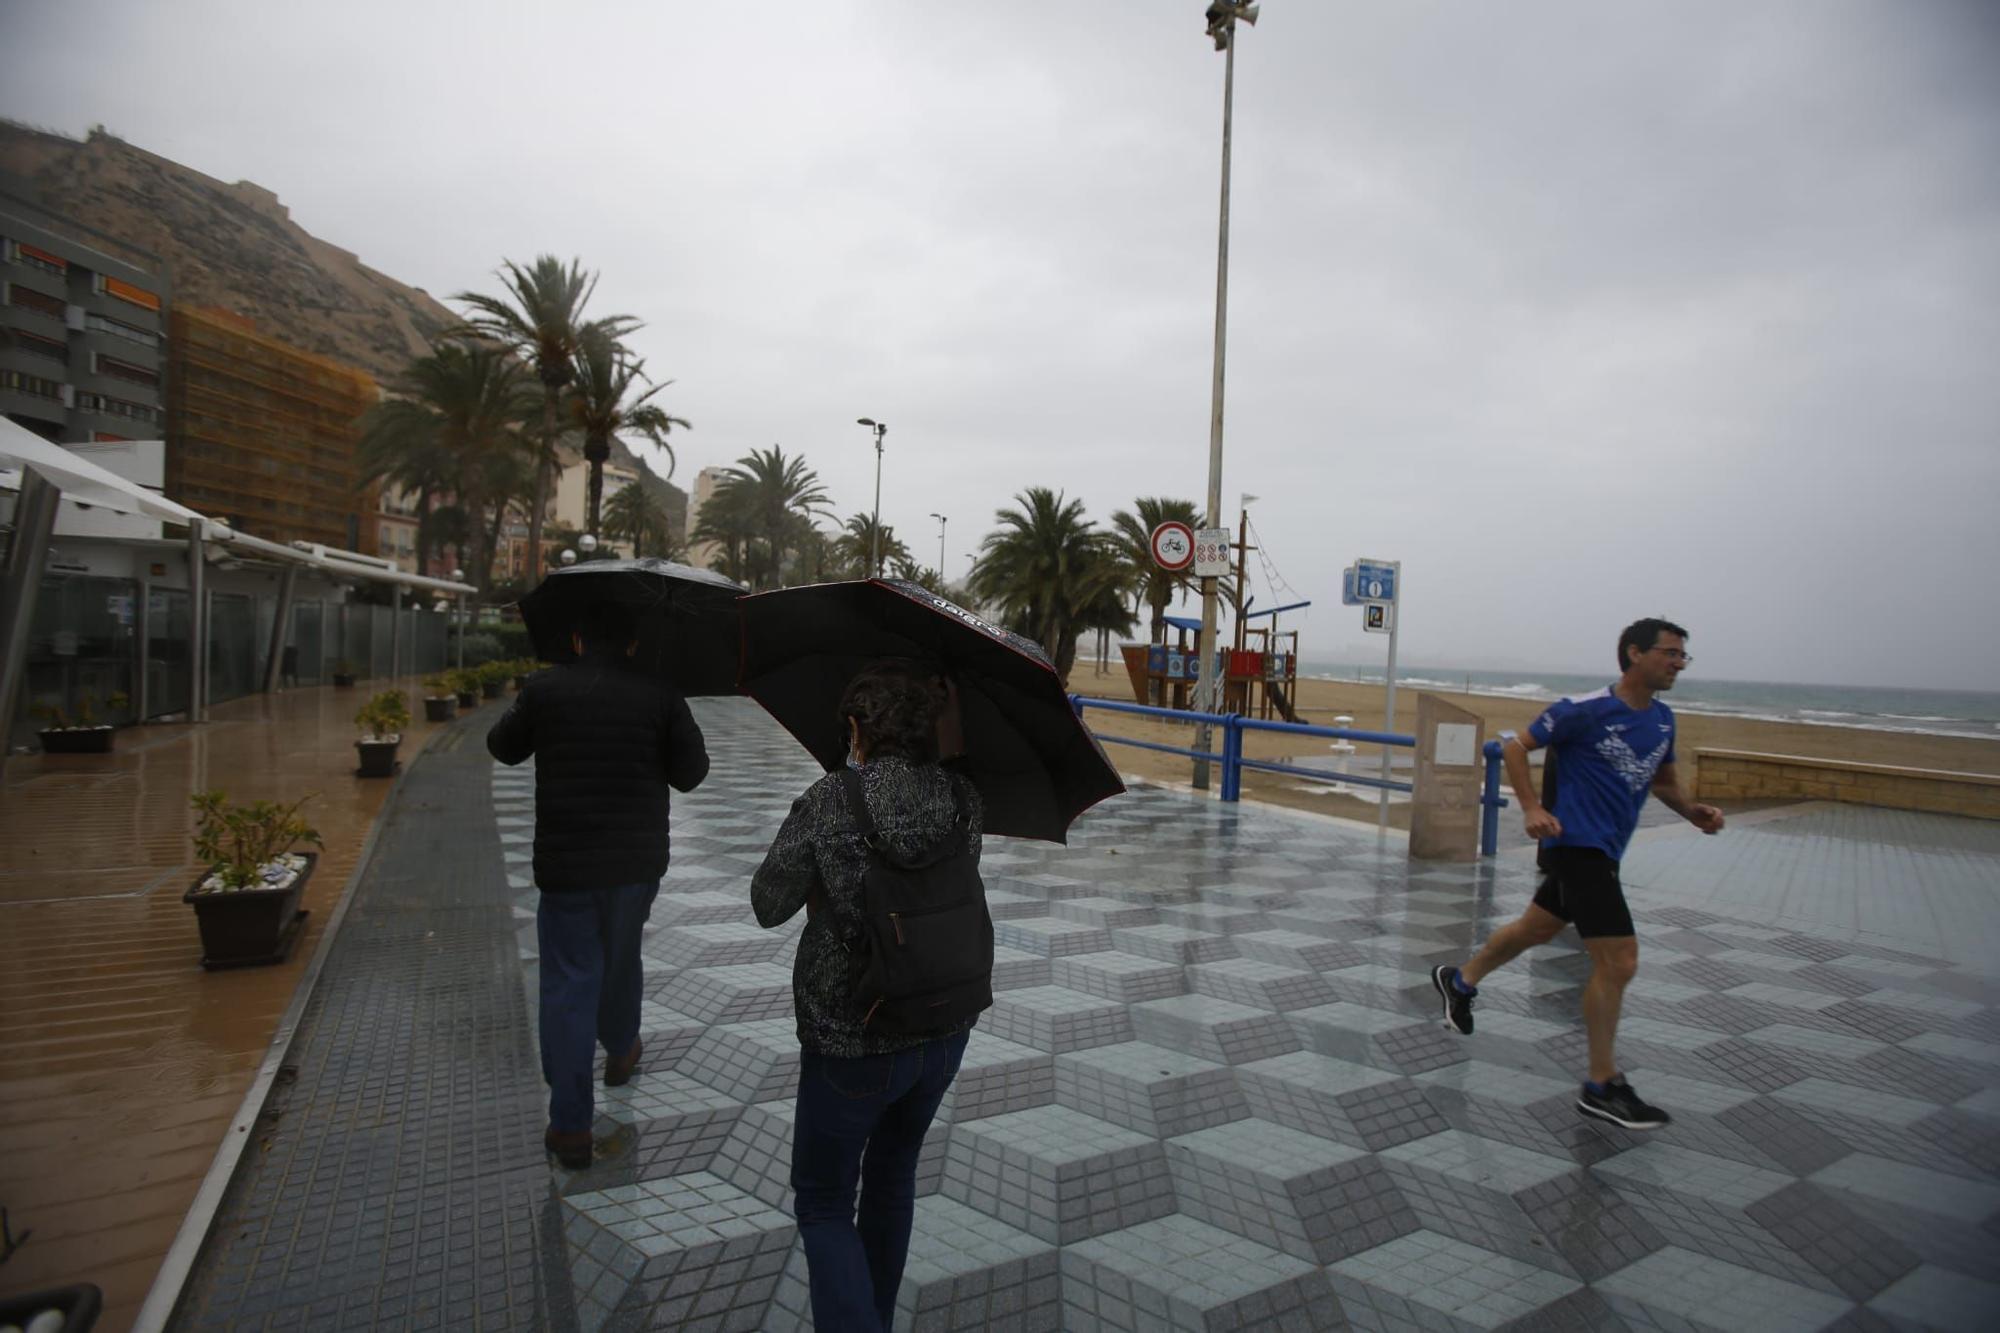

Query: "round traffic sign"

xmin=1149 ymin=521 xmax=1195 ymax=571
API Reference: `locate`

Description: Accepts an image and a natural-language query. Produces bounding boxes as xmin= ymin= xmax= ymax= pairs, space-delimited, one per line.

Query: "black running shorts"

xmin=1531 ymin=846 xmax=1635 ymax=939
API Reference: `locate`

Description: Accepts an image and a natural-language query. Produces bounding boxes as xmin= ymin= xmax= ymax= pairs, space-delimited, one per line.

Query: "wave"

xmin=1799 ymin=709 xmax=1860 ymax=719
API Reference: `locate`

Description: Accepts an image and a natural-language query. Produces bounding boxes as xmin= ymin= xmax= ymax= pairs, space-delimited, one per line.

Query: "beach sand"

xmin=1072 ymin=664 xmax=2000 ymax=831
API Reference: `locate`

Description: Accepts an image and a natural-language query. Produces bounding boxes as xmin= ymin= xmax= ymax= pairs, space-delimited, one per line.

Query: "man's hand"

xmin=1524 ymin=806 xmax=1563 ymax=840
xmin=1689 ymin=804 xmax=1725 ymax=835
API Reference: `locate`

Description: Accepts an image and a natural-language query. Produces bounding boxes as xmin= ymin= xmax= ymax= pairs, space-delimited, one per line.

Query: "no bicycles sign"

xmin=1149 ymin=521 xmax=1195 ymax=572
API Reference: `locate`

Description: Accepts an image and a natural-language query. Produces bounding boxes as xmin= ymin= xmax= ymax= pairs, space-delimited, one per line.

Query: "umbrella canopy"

xmin=517 ymin=558 xmax=746 ymax=696
xmin=738 ymin=578 xmax=1125 ymax=842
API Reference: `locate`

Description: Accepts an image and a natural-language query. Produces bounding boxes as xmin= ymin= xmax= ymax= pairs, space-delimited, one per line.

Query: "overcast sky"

xmin=5 ymin=1 xmax=1997 ymax=690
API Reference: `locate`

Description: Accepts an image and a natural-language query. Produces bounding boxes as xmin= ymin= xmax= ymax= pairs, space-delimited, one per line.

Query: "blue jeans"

xmin=792 ymin=1030 xmax=970 ymax=1332
xmin=536 ymin=881 xmax=659 ymax=1133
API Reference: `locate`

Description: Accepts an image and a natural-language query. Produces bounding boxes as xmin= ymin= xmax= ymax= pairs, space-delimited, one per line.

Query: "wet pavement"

xmin=107 ymin=697 xmax=2000 ymax=1328
xmin=0 ymin=681 xmax=454 ymax=1333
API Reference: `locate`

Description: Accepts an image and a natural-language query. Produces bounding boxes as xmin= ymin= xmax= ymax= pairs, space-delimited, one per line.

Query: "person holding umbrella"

xmin=752 ymin=660 xmax=985 ymax=1332
xmin=488 ymin=600 xmax=710 ymax=1170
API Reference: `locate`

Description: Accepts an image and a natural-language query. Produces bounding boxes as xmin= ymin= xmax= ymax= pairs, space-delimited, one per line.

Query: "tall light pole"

xmin=929 ymin=513 xmax=947 ymax=577
xmin=1192 ymin=0 xmax=1259 ymax=790
xmin=857 ymin=418 xmax=887 ymax=575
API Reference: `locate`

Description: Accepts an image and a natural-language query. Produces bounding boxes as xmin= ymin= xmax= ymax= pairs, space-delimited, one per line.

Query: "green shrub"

xmin=458 ymin=632 xmax=505 ymax=666
xmin=355 ymin=689 xmax=411 ymax=739
xmin=190 ymin=790 xmax=324 ymax=892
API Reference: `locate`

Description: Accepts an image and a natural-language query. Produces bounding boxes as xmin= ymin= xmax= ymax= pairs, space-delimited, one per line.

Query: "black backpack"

xmin=836 ymin=767 xmax=994 ymax=1036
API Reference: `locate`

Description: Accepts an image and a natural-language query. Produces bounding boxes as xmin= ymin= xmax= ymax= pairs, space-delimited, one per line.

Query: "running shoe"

xmin=1431 ymin=965 xmax=1476 ymax=1036
xmin=1577 ymin=1076 xmax=1672 ymax=1130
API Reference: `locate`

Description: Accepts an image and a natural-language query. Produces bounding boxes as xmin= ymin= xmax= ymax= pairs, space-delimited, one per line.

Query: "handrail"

xmin=1071 ymin=694 xmax=1510 ymax=857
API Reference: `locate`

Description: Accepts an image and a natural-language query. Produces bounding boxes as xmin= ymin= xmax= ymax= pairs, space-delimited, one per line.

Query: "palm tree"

xmin=968 ymin=488 xmax=1129 ymax=682
xmin=355 ymin=411 xmax=453 ymax=574
xmin=1108 ymin=497 xmax=1210 ymax=645
xmin=603 ymin=482 xmax=677 ymax=559
xmin=564 ymin=324 xmax=689 ymax=535
xmin=833 ymin=513 xmax=911 ymax=578
xmin=354 ymin=341 xmax=536 ymax=590
xmin=452 ymin=256 xmax=639 ymax=580
xmin=702 ymin=446 xmax=831 ymax=589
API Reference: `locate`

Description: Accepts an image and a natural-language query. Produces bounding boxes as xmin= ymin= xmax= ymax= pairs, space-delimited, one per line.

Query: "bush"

xmin=487 ymin=623 xmax=539 ymax=661
xmin=457 ymin=632 xmax=505 ymax=666
xmin=191 ymin=790 xmax=323 ymax=891
xmin=355 ymin=690 xmax=411 ymax=739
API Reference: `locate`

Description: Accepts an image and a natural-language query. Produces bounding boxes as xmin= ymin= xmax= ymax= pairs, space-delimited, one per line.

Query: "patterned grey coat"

xmin=752 ymin=756 xmax=984 ymax=1057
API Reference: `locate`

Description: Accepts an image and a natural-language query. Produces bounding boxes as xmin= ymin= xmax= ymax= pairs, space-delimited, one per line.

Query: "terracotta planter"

xmin=455 ymin=690 xmax=479 ymax=709
xmin=39 ymin=726 xmax=114 ymax=755
xmin=183 ymin=852 xmax=316 ymax=969
xmin=355 ymin=736 xmax=402 ymax=778
xmin=423 ymin=696 xmax=457 ymax=723
xmin=481 ymin=679 xmax=505 ymax=699
xmin=332 ymin=673 xmax=357 ymax=688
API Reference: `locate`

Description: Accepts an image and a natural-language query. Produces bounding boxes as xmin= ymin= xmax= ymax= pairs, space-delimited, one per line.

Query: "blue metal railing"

xmin=1069 ymin=695 xmax=1511 ymax=857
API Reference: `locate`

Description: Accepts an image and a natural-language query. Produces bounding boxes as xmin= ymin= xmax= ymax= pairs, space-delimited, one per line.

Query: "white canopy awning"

xmin=3 ymin=418 xmax=476 ymax=597
xmin=0 ymin=418 xmax=208 ymax=525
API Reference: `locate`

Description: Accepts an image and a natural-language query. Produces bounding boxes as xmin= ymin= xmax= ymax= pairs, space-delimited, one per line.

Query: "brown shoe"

xmin=605 ymin=1038 xmax=642 ymax=1087
xmin=544 ymin=1127 xmax=592 ymax=1170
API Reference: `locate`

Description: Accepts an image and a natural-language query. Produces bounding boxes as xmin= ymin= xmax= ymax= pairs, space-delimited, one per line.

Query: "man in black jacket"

xmin=487 ymin=601 xmax=709 ymax=1169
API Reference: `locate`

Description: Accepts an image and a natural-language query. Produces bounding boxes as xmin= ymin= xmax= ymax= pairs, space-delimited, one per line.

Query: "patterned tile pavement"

xmin=494 ymin=699 xmax=2000 ymax=1331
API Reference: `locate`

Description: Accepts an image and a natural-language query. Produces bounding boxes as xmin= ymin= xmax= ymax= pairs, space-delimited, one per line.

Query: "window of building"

xmin=86 ymin=312 xmax=159 ymax=346
xmin=13 ymin=329 xmax=68 ymax=363
xmin=8 ymin=283 xmax=67 ymax=319
xmin=8 ymin=240 xmax=69 ymax=275
xmin=95 ymin=353 xmax=160 ymax=388
xmin=74 ymin=390 xmax=161 ymax=424
xmin=3 ymin=369 xmax=64 ymax=400
xmin=98 ymin=276 xmax=160 ymax=311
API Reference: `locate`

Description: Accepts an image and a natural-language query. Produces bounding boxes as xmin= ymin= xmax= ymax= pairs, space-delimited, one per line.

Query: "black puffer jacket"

xmin=486 ymin=654 xmax=709 ymax=891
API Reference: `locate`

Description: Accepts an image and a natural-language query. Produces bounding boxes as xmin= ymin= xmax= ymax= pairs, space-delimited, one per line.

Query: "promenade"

xmin=152 ymin=696 xmax=1999 ymax=1331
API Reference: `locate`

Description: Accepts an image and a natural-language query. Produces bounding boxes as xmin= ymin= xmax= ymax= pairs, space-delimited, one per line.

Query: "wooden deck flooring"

xmin=0 ymin=682 xmax=477 ymax=1331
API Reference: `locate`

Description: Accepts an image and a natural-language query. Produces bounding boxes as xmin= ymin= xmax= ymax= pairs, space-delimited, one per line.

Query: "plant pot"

xmin=355 ymin=736 xmax=402 ymax=778
xmin=423 ymin=696 xmax=457 ymax=723
xmin=455 ymin=690 xmax=479 ymax=709
xmin=38 ymin=726 xmax=114 ymax=755
xmin=183 ymin=851 xmax=316 ymax=969
xmin=481 ymin=679 xmax=505 ymax=699
xmin=332 ymin=674 xmax=357 ymax=688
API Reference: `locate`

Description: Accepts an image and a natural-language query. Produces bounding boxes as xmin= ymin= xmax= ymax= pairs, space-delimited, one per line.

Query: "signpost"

xmin=1344 ymin=558 xmax=1402 ymax=829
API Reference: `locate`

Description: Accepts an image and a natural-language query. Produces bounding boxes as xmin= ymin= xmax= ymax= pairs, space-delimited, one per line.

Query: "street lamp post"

xmin=1192 ymin=0 xmax=1259 ymax=790
xmin=857 ymin=418 xmax=888 ymax=576
xmin=929 ymin=513 xmax=947 ymax=578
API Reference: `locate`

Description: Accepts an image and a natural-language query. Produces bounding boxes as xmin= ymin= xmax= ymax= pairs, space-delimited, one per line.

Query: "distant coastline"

xmin=1297 ymin=662 xmax=2000 ymax=743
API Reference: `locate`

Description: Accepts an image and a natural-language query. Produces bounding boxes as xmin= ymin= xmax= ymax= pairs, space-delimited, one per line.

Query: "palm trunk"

xmin=585 ymin=445 xmax=605 ymax=539
xmin=414 ymin=486 xmax=433 ymax=575
xmin=525 ymin=390 xmax=556 ymax=578
xmin=483 ymin=497 xmax=509 ymax=592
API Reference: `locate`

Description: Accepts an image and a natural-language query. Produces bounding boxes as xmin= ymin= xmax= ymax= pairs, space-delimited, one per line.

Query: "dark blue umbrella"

xmin=738 ymin=578 xmax=1125 ymax=842
xmin=517 ymin=557 xmax=745 ymax=696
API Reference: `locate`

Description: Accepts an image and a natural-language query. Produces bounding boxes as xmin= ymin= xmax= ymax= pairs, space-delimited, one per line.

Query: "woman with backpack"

xmin=752 ymin=659 xmax=992 ymax=1332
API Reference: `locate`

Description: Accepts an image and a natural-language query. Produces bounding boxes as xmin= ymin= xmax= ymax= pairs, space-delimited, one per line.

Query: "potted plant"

xmin=448 ymin=668 xmax=481 ymax=710
xmin=332 ymin=659 xmax=358 ymax=688
xmin=477 ymin=660 xmax=509 ymax=699
xmin=354 ymin=689 xmax=410 ymax=778
xmin=183 ymin=789 xmax=324 ymax=969
xmin=33 ymin=693 xmax=118 ymax=754
xmin=421 ymin=674 xmax=458 ymax=723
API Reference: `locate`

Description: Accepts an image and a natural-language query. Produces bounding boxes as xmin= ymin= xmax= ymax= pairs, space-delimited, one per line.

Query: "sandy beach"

xmin=1072 ymin=664 xmax=2000 ymax=830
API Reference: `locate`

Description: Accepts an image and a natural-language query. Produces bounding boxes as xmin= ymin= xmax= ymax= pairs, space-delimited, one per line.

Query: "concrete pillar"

xmin=1409 ymin=693 xmax=1486 ymax=862
xmin=262 ymin=565 xmax=298 ymax=693
xmin=0 ymin=468 xmax=60 ymax=754
xmin=186 ymin=521 xmax=208 ymax=721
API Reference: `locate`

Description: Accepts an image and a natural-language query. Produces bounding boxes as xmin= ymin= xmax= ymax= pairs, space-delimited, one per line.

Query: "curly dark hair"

xmin=839 ymin=659 xmax=946 ymax=763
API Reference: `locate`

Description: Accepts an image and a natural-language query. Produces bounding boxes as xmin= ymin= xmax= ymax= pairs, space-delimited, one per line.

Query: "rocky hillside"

xmin=0 ymin=122 xmax=454 ymax=383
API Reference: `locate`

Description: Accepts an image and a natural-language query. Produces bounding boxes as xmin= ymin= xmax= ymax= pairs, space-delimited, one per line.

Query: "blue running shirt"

xmin=1526 ymin=688 xmax=1675 ymax=862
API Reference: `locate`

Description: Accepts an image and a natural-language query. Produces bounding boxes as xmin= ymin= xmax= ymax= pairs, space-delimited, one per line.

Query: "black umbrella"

xmin=738 ymin=578 xmax=1125 ymax=842
xmin=516 ymin=557 xmax=746 ymax=696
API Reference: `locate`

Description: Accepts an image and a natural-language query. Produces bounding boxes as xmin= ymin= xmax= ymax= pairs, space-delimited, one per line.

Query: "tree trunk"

xmin=525 ymin=389 xmax=556 ymax=581
xmin=585 ymin=436 xmax=607 ymax=538
xmin=414 ymin=486 xmax=433 ymax=575
xmin=483 ymin=497 xmax=509 ymax=592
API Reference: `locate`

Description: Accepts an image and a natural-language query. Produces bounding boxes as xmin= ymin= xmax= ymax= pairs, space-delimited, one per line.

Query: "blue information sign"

xmin=1353 ymin=560 xmax=1397 ymax=603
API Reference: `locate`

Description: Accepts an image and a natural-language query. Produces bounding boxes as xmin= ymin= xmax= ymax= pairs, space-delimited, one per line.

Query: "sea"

xmin=1296 ymin=662 xmax=2000 ymax=743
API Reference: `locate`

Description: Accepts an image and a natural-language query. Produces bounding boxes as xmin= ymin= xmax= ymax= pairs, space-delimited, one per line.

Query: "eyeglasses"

xmin=1651 ymin=648 xmax=1692 ymax=664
